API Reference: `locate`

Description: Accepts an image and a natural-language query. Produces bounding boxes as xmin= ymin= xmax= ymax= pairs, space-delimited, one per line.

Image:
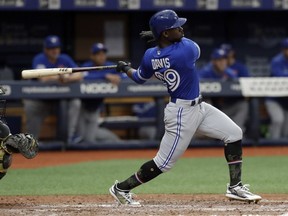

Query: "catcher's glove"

xmin=1 ymin=133 xmax=39 ymax=159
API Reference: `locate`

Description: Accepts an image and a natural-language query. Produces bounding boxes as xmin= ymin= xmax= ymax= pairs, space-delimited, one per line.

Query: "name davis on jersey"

xmin=151 ymin=58 xmax=170 ymax=70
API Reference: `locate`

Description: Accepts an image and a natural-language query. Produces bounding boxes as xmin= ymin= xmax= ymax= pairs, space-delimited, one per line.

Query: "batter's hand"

xmin=116 ymin=61 xmax=131 ymax=73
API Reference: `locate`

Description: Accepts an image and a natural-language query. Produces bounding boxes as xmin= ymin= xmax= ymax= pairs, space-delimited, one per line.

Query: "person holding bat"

xmin=109 ymin=9 xmax=261 ymax=205
xmin=23 ymin=35 xmax=83 ymax=144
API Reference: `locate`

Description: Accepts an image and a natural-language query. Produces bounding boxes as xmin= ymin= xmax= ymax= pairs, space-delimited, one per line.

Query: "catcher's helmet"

xmin=149 ymin=10 xmax=187 ymax=39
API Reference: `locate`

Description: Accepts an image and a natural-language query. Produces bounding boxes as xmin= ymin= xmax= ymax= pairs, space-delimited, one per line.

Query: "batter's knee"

xmin=224 ymin=125 xmax=243 ymax=143
xmin=153 ymin=156 xmax=175 ymax=172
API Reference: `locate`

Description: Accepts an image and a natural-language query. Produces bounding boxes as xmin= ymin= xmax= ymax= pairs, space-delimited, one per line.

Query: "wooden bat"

xmin=21 ymin=65 xmax=117 ymax=79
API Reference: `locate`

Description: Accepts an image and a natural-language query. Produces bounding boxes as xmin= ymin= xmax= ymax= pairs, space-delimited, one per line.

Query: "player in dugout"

xmin=23 ymin=35 xmax=83 ymax=144
xmin=78 ymin=43 xmax=122 ymax=143
xmin=109 ymin=9 xmax=261 ymax=205
xmin=265 ymin=38 xmax=288 ymax=139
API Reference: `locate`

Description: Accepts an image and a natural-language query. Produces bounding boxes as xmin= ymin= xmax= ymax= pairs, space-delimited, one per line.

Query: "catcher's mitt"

xmin=1 ymin=133 xmax=39 ymax=159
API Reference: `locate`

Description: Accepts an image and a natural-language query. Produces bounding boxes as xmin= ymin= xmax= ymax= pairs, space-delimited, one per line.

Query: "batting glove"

xmin=116 ymin=61 xmax=131 ymax=73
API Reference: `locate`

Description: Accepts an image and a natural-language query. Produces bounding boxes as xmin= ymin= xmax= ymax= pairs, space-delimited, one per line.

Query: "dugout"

xmin=0 ymin=9 xmax=287 ymax=79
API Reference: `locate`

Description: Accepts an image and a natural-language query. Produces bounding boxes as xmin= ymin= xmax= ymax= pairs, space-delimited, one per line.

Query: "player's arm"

xmin=116 ymin=61 xmax=153 ymax=84
xmin=116 ymin=52 xmax=154 ymax=84
xmin=271 ymin=60 xmax=287 ymax=77
xmin=59 ymin=55 xmax=83 ymax=83
xmin=32 ymin=64 xmax=64 ymax=83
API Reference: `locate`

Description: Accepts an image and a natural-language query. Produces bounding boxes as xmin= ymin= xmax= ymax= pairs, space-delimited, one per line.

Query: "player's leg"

xmin=197 ymin=102 xmax=243 ymax=185
xmin=79 ymin=107 xmax=98 ymax=142
xmin=196 ymin=102 xmax=261 ymax=202
xmin=221 ymin=100 xmax=249 ymax=134
xmin=282 ymin=109 xmax=288 ymax=138
xmin=197 ymin=102 xmax=242 ymax=143
xmin=23 ymin=100 xmax=51 ymax=139
xmin=153 ymin=103 xmax=202 ymax=172
xmin=76 ymin=106 xmax=87 ymax=140
xmin=138 ymin=126 xmax=157 ymax=140
xmin=67 ymin=99 xmax=82 ymax=143
xmin=110 ymin=102 xmax=202 ymax=204
xmin=264 ymin=100 xmax=284 ymax=139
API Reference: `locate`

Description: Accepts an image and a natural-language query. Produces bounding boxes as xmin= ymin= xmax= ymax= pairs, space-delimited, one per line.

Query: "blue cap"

xmin=44 ymin=35 xmax=61 ymax=48
xmin=281 ymin=38 xmax=288 ymax=49
xmin=211 ymin=48 xmax=227 ymax=59
xmin=91 ymin=43 xmax=107 ymax=54
xmin=220 ymin=43 xmax=233 ymax=52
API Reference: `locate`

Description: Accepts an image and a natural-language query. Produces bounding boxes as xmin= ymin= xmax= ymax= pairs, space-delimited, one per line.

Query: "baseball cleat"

xmin=225 ymin=182 xmax=262 ymax=203
xmin=109 ymin=180 xmax=140 ymax=205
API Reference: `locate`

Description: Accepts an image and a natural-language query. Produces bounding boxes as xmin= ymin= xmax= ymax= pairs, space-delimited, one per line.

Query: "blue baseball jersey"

xmin=82 ymin=60 xmax=126 ymax=80
xmin=131 ymin=37 xmax=201 ymax=100
xmin=199 ymin=63 xmax=238 ymax=80
xmin=270 ymin=53 xmax=288 ymax=77
xmin=229 ymin=61 xmax=250 ymax=77
xmin=32 ymin=53 xmax=77 ymax=69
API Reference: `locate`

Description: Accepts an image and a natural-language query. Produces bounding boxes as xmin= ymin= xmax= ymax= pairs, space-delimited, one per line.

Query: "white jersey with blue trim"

xmin=133 ymin=37 xmax=201 ymax=100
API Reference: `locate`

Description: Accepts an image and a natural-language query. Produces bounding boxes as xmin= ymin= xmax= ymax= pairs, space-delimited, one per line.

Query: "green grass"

xmin=0 ymin=156 xmax=287 ymax=195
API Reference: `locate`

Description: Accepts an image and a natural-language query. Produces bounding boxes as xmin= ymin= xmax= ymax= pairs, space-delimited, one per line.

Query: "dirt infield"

xmin=0 ymin=194 xmax=287 ymax=215
xmin=11 ymin=146 xmax=288 ymax=168
xmin=3 ymin=146 xmax=288 ymax=215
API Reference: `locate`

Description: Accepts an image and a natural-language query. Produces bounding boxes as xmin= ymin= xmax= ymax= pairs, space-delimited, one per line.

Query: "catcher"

xmin=0 ymin=86 xmax=38 ymax=179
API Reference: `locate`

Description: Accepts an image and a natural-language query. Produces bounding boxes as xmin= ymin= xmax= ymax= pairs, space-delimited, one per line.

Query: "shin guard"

xmin=224 ymin=140 xmax=243 ymax=186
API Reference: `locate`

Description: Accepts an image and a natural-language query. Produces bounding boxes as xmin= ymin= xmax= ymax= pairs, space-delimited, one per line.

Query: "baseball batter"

xmin=109 ymin=9 xmax=261 ymax=205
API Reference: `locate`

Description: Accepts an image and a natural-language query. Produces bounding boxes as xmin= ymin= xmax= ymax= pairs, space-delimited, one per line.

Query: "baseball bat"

xmin=21 ymin=65 xmax=117 ymax=79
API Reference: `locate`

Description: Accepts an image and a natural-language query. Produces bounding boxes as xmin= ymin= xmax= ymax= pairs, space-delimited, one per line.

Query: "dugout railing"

xmin=1 ymin=79 xmax=287 ymax=150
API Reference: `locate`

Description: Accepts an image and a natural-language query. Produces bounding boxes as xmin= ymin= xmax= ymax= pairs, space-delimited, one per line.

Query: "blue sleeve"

xmin=131 ymin=50 xmax=154 ymax=84
xmin=239 ymin=65 xmax=250 ymax=77
xmin=131 ymin=69 xmax=147 ymax=84
xmin=191 ymin=41 xmax=201 ymax=61
xmin=234 ymin=62 xmax=250 ymax=77
xmin=32 ymin=54 xmax=43 ymax=69
xmin=182 ymin=38 xmax=201 ymax=62
xmin=225 ymin=68 xmax=238 ymax=78
xmin=271 ymin=60 xmax=286 ymax=77
xmin=198 ymin=65 xmax=212 ymax=79
xmin=63 ymin=54 xmax=78 ymax=67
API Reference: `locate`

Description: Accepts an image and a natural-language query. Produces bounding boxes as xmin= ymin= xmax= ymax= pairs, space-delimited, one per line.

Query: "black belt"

xmin=170 ymin=96 xmax=203 ymax=106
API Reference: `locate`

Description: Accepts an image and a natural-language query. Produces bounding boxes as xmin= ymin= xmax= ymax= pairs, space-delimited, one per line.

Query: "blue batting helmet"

xmin=149 ymin=10 xmax=187 ymax=39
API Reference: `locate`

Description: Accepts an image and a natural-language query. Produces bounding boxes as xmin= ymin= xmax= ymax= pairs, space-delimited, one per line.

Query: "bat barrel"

xmin=21 ymin=65 xmax=117 ymax=79
xmin=22 ymin=68 xmax=73 ymax=79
